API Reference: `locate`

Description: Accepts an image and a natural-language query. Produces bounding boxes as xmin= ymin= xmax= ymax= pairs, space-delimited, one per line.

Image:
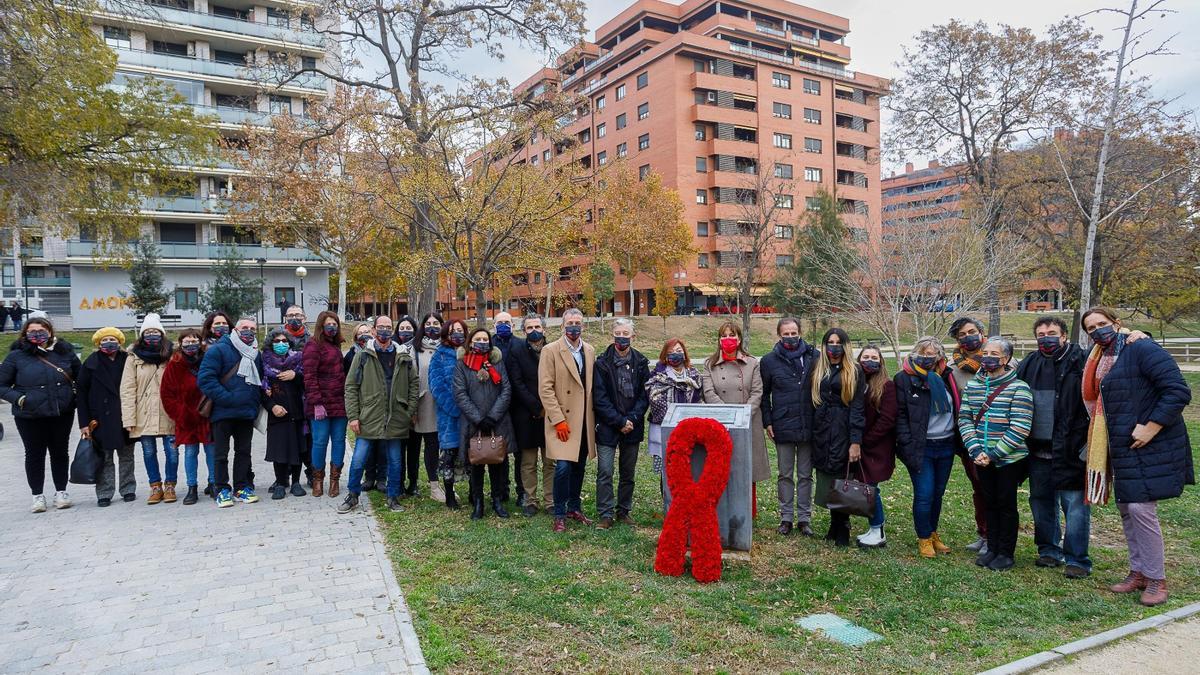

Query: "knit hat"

xmin=139 ymin=313 xmax=165 ymax=338
xmin=28 ymin=310 xmax=48 ymax=321
xmin=92 ymin=327 xmax=125 ymax=347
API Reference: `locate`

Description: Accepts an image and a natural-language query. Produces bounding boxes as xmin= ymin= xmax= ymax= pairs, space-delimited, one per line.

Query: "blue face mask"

xmin=26 ymin=330 xmax=49 ymax=345
xmin=912 ymin=355 xmax=937 ymax=371
xmin=825 ymin=344 xmax=844 ymax=358
xmin=958 ymin=333 xmax=982 ymax=352
xmin=1090 ymin=325 xmax=1117 ymax=347
xmin=564 ymin=325 xmax=582 ymax=340
xmin=181 ymin=343 xmax=200 ymax=356
xmin=272 ymin=342 xmax=289 ymax=355
xmin=239 ymin=329 xmax=256 ymax=345
xmin=143 ymin=333 xmax=162 ymax=347
xmin=781 ymin=336 xmax=800 ymax=350
xmin=860 ymin=360 xmax=881 ymax=374
xmin=355 ymin=334 xmax=369 ymax=346
xmin=526 ymin=329 xmax=544 ymax=343
xmin=979 ymin=356 xmax=1003 ymax=373
xmin=323 ymin=323 xmax=339 ymax=336
xmin=614 ymin=336 xmax=631 ymax=350
xmin=666 ymin=352 xmax=685 ymax=366
xmin=286 ymin=318 xmax=303 ymax=329
xmin=212 ymin=325 xmax=229 ymax=338
xmin=448 ymin=333 xmax=465 ymax=346
xmin=495 ymin=324 xmax=512 ymax=338
xmin=99 ymin=340 xmax=120 ymax=354
xmin=424 ymin=326 xmax=441 ymax=338
xmin=1037 ymin=335 xmax=1061 ymax=354
xmin=396 ymin=330 xmax=414 ymax=344
xmin=471 ymin=342 xmax=490 ymax=354
xmin=375 ymin=329 xmax=393 ymax=343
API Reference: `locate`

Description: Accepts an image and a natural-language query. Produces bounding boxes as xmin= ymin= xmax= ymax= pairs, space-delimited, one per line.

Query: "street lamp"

xmin=295 ymin=265 xmax=307 ymax=314
xmin=255 ymin=257 xmax=267 ymax=333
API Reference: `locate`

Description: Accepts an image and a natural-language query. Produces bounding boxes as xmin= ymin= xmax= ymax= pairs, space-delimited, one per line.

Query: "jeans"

xmin=348 ymin=437 xmax=403 ymax=498
xmin=1027 ymin=454 xmax=1092 ymax=569
xmin=908 ymin=437 xmax=957 ymax=539
xmin=17 ymin=412 xmax=74 ymax=495
xmin=979 ymin=458 xmax=1028 ymax=559
xmin=96 ymin=443 xmax=136 ymax=500
xmin=310 ymin=416 xmax=348 ymax=468
xmin=776 ymin=441 xmax=814 ymax=523
xmin=212 ymin=418 xmax=254 ymax=491
xmin=553 ymin=437 xmax=588 ymax=518
xmin=179 ymin=443 xmax=215 ymax=488
xmin=596 ymin=441 xmax=639 ymax=519
xmin=867 ymin=483 xmax=885 ymax=528
xmin=140 ymin=435 xmax=178 ymax=484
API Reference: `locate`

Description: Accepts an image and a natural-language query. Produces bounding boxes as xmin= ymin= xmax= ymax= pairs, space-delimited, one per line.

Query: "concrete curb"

xmin=977 ymin=601 xmax=1200 ymax=675
xmin=363 ymin=501 xmax=431 ymax=674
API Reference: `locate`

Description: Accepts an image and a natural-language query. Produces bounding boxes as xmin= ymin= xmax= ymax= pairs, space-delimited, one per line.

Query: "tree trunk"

xmin=627 ymin=255 xmax=636 ymax=318
xmin=337 ymin=263 xmax=348 ymax=322
xmin=984 ymin=221 xmax=1001 ymax=335
xmin=473 ymin=285 xmax=487 ymax=327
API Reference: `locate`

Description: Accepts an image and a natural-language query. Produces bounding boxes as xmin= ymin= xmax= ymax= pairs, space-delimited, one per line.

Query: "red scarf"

xmin=464 ymin=351 xmax=502 ymax=384
xmin=284 ymin=324 xmax=306 ymax=339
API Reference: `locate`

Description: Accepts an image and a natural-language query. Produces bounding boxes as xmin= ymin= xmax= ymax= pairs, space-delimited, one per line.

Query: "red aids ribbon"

xmin=654 ymin=417 xmax=733 ymax=583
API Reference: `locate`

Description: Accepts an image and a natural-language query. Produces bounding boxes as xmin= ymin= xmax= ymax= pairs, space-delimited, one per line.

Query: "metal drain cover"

xmin=797 ymin=613 xmax=883 ymax=647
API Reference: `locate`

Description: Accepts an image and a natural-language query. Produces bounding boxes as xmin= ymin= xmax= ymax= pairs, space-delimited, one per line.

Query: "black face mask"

xmin=979 ymin=356 xmax=1003 ymax=373
xmin=958 ymin=334 xmax=982 ymax=352
xmin=781 ymin=336 xmax=800 ymax=350
xmin=825 ymin=344 xmax=844 ymax=358
xmin=1037 ymin=336 xmax=1061 ymax=354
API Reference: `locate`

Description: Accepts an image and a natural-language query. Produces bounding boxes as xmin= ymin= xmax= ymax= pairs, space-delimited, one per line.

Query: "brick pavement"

xmin=0 ymin=405 xmax=427 ymax=674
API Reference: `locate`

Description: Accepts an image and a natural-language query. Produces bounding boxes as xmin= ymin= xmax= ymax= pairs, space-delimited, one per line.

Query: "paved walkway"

xmin=1040 ymin=617 xmax=1200 ymax=674
xmin=0 ymin=406 xmax=427 ymax=674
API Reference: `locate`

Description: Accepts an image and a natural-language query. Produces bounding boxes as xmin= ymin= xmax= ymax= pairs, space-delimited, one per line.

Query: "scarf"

xmin=262 ymin=349 xmax=303 ymax=389
xmin=284 ymin=324 xmax=307 ymax=339
xmin=464 ymin=351 xmax=502 ymax=384
xmin=1082 ymin=332 xmax=1127 ymax=506
xmin=648 ymin=365 xmax=701 ymax=406
xmin=613 ymin=349 xmax=635 ymax=399
xmin=229 ymin=335 xmax=262 ymax=387
xmin=906 ymin=357 xmax=952 ymax=414
xmin=421 ymin=337 xmax=440 ymax=352
xmin=133 ymin=341 xmax=170 ymax=365
xmin=529 ymin=339 xmax=545 ymax=354
xmin=951 ymin=347 xmax=981 ymax=375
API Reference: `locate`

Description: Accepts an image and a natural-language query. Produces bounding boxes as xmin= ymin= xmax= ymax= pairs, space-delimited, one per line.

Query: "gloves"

xmin=313 ymin=404 xmax=327 ymax=421
xmin=555 ymin=421 xmax=571 ymax=442
xmin=477 ymin=418 xmax=494 ymax=434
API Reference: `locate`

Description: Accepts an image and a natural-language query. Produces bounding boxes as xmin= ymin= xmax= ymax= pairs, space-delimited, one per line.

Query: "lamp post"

xmin=295 ymin=265 xmax=307 ymax=315
xmin=18 ymin=251 xmax=29 ymax=311
xmin=255 ymin=257 xmax=267 ymax=334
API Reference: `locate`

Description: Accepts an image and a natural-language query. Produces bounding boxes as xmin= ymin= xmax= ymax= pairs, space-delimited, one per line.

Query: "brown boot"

xmin=328 ymin=465 xmax=341 ymax=498
xmin=311 ymin=468 xmax=325 ymax=498
xmin=1110 ymin=570 xmax=1147 ymax=594
xmin=147 ymin=482 xmax=163 ymax=505
xmin=917 ymin=538 xmax=936 ymax=559
xmin=1140 ymin=578 xmax=1169 ymax=606
xmin=162 ymin=482 xmax=177 ymax=503
xmin=930 ymin=531 xmax=951 ymax=555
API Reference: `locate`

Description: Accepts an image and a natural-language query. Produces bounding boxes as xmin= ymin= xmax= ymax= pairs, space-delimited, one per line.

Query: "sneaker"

xmin=123 ymin=493 xmax=136 ymax=503
xmin=271 ymin=485 xmax=286 ymax=500
xmin=1064 ymin=565 xmax=1091 ymax=579
xmin=552 ymin=517 xmax=567 ymax=533
xmin=235 ymin=487 xmax=259 ymax=504
xmin=290 ymin=482 xmax=306 ymax=497
xmin=387 ymin=497 xmax=405 ymax=512
xmin=596 ymin=517 xmax=614 ymax=530
xmin=522 ymin=504 xmax=538 ymax=518
xmin=1036 ymin=555 xmax=1063 ymax=568
xmin=337 ymin=494 xmax=359 ymax=514
xmin=965 ymin=536 xmax=987 ymax=553
xmin=216 ymin=488 xmax=234 ymax=508
xmin=54 ymin=491 xmax=72 ymax=509
xmin=31 ymin=494 xmax=47 ymax=513
xmin=97 ymin=498 xmax=112 ymax=507
xmin=986 ymin=555 xmax=1015 ymax=571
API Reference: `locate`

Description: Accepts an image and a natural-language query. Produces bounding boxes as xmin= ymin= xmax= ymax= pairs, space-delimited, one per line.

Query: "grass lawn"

xmin=372 ymin=373 xmax=1200 ymax=673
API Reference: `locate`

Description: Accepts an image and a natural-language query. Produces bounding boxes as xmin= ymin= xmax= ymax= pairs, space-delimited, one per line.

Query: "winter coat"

xmin=958 ymin=367 xmax=1033 ymax=466
xmin=505 ymin=337 xmax=546 ymax=450
xmin=811 ymin=364 xmax=867 ymax=476
xmin=538 ymin=337 xmax=597 ymax=462
xmin=429 ymin=344 xmax=463 ymax=448
xmin=119 ymin=348 xmax=175 ymax=438
xmin=760 ymin=340 xmax=819 ymax=444
xmin=302 ymin=338 xmax=347 ymax=419
xmin=1096 ymin=338 xmax=1193 ymax=503
xmin=1015 ymin=344 xmax=1089 ymax=490
xmin=344 ymin=342 xmax=419 ymax=440
xmin=342 ymin=345 xmax=361 ymax=375
xmin=77 ymin=351 xmax=131 ymax=450
xmin=0 ymin=338 xmax=80 ymax=419
xmin=414 ymin=346 xmax=438 ymax=435
xmin=160 ymin=353 xmax=211 ymax=445
xmin=702 ymin=355 xmax=769 ymax=482
xmin=196 ymin=336 xmax=264 ymax=423
xmin=894 ymin=365 xmax=964 ymax=471
xmin=593 ymin=344 xmax=651 ymax=447
xmin=860 ymin=380 xmax=898 ymax=483
xmin=261 ymin=366 xmax=307 ymax=465
xmin=452 ymin=347 xmax=516 ymax=453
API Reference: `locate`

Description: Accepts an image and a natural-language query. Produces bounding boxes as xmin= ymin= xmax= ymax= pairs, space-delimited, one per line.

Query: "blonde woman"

xmin=810 ymin=327 xmax=865 ymax=547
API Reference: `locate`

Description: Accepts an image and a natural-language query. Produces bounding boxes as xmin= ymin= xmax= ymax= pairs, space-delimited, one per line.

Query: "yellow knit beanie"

xmin=92 ymin=327 xmax=126 ymax=347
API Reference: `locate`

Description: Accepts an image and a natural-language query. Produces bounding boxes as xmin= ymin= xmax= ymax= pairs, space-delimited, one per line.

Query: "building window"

xmin=639 ymin=164 xmax=651 ymax=180
xmin=616 ymin=142 xmax=627 ymax=158
xmin=159 ymin=222 xmax=196 ymax=243
xmin=266 ymin=7 xmax=291 ymax=27
xmin=596 ymin=95 xmax=606 ymax=110
xmin=775 ymin=195 xmax=794 ymax=210
xmin=616 ymin=113 xmax=627 ymax=130
xmin=596 ymin=123 xmax=606 ymax=138
xmin=637 ymin=102 xmax=649 ymax=120
xmin=772 ymin=102 xmax=792 ymax=119
xmin=274 ymin=287 xmax=296 ymax=308
xmin=696 ymin=156 xmax=707 ymax=173
xmin=579 ymin=129 xmax=590 ymax=143
xmin=775 ymin=225 xmax=795 ymax=239
xmin=805 ymin=167 xmax=823 ymax=182
xmin=696 ymin=189 xmax=708 ymax=204
xmin=697 ymin=221 xmax=709 ymax=236
xmin=103 ymin=26 xmax=131 ymax=49
xmin=806 ymin=196 xmax=821 ymax=211
xmin=530 ymin=155 xmax=539 ymax=166
xmin=616 ymin=83 xmax=626 ymax=100
xmin=698 ymin=252 xmax=710 ymax=268
xmin=803 ymin=78 xmax=821 ymax=95
xmin=776 ymin=254 xmax=794 ymax=267
xmin=694 ymin=124 xmax=707 ymax=141
xmin=774 ymin=163 xmax=793 ymax=179
xmin=804 ymin=137 xmax=823 ymax=153
xmin=636 ymin=71 xmax=648 ymax=89
xmin=772 ymin=72 xmax=791 ymax=89
xmin=269 ymin=95 xmax=292 ymax=114
xmin=638 ymin=133 xmax=650 ymax=151
xmin=301 ymin=56 xmax=317 ymax=71
xmin=773 ymin=133 xmax=792 ymax=149
xmin=174 ymin=287 xmax=200 ymax=311
xmin=543 ymin=149 xmax=551 ymax=162
xmin=597 ymin=150 xmax=607 ymax=166
xmin=804 ymin=108 xmax=822 ymax=124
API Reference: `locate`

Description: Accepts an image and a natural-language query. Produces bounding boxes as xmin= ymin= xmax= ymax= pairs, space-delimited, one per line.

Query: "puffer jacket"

xmin=894 ymin=363 xmax=964 ymax=470
xmin=302 ymin=338 xmax=347 ymax=418
xmin=344 ymin=341 xmax=419 ymax=440
xmin=120 ymin=347 xmax=175 ymax=437
xmin=196 ymin=336 xmax=263 ymax=423
xmin=428 ymin=344 xmax=462 ymax=448
xmin=0 ymin=338 xmax=81 ymax=419
xmin=452 ymin=347 xmax=516 ymax=452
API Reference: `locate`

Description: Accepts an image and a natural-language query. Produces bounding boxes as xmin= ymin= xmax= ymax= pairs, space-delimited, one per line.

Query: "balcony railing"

xmin=755 ymin=23 xmax=786 ymax=38
xmin=729 ymin=42 xmax=793 ymax=65
xmin=68 ymin=241 xmax=323 ymax=262
xmin=792 ymin=33 xmax=819 ymax=47
xmin=195 ymin=104 xmax=273 ymax=127
xmin=95 ymin=0 xmax=324 ymax=48
xmin=580 ymin=77 xmax=607 ymax=96
xmin=24 ymin=277 xmax=72 ymax=287
xmin=140 ymin=196 xmax=228 ymax=213
xmin=796 ymin=59 xmax=854 ymax=79
xmin=114 ymin=47 xmax=327 ymax=91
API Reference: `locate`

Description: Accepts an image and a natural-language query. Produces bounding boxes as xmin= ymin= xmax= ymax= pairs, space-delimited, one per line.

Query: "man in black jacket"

xmin=760 ymin=317 xmax=818 ymax=536
xmin=1015 ymin=316 xmax=1092 ymax=578
xmin=491 ymin=310 xmax=519 ymax=502
xmin=592 ymin=318 xmax=650 ymax=529
xmin=506 ymin=314 xmax=550 ymax=517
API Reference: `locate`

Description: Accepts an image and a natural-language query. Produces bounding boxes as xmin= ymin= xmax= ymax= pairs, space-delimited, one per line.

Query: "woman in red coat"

xmin=855 ymin=344 xmax=897 ymax=548
xmin=160 ymin=329 xmax=213 ymax=505
xmin=303 ymin=310 xmax=348 ymax=497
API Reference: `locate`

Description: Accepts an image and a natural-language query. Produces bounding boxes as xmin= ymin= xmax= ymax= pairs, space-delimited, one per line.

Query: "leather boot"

xmin=311 ymin=468 xmax=325 ymax=498
xmin=930 ymin=531 xmax=952 ymax=555
xmin=183 ymin=485 xmax=199 ymax=505
xmin=444 ymin=480 xmax=460 ymax=509
xmin=492 ymin=496 xmax=510 ymax=519
xmin=1140 ymin=578 xmax=1168 ymax=606
xmin=163 ymin=482 xmax=177 ymax=503
xmin=147 ymin=482 xmax=163 ymax=505
xmin=328 ymin=465 xmax=342 ymax=498
xmin=470 ymin=496 xmax=485 ymax=520
xmin=917 ymin=538 xmax=936 ymax=558
xmin=1111 ymin=570 xmax=1148 ymax=594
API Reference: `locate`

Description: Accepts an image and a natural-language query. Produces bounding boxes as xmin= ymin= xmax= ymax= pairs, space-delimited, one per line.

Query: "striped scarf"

xmin=951 ymin=347 xmax=981 ymax=375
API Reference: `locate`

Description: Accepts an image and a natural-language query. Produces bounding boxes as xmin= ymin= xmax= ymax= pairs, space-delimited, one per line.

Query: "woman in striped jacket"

xmin=958 ymin=336 xmax=1033 ymax=572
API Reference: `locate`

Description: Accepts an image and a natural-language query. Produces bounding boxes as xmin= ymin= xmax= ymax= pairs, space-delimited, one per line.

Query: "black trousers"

xmin=16 ymin=412 xmax=73 ymax=495
xmin=273 ymin=462 xmax=301 ymax=485
xmin=408 ymin=431 xmax=440 ymax=483
xmin=979 ymin=458 xmax=1028 ymax=558
xmin=469 ymin=458 xmax=509 ymax=501
xmin=212 ymin=418 xmax=255 ymax=491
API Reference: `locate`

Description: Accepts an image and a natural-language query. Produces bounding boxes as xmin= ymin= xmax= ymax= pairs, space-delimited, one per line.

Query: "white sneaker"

xmin=53 ymin=490 xmax=72 ymax=509
xmin=429 ymin=481 xmax=446 ymax=503
xmin=856 ymin=526 xmax=886 ymax=548
xmin=31 ymin=494 xmax=47 ymax=513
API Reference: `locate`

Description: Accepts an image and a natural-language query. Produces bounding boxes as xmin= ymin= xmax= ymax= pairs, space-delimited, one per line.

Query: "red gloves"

xmin=555 ymin=421 xmax=571 ymax=442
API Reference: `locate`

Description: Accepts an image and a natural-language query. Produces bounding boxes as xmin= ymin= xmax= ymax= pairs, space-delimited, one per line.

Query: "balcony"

xmin=67 ymin=241 xmax=323 ymax=262
xmin=140 ymin=196 xmax=226 ymax=214
xmin=689 ymin=71 xmax=756 ymax=97
xmin=691 ymin=104 xmax=757 ymax=128
xmin=196 ymin=104 xmax=273 ymax=127
xmin=24 ymin=277 xmax=72 ymax=287
xmin=94 ymin=0 xmax=324 ymax=50
xmin=795 ymin=59 xmax=855 ymax=80
xmin=729 ymin=42 xmax=793 ymax=65
xmin=755 ymin=23 xmax=786 ymax=38
xmin=114 ymin=47 xmax=327 ymax=92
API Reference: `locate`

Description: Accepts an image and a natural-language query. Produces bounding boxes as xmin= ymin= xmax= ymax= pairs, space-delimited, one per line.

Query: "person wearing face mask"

xmin=198 ymin=317 xmax=265 ymax=508
xmin=340 ymin=314 xmax=420 ymax=514
xmin=645 ymin=338 xmax=703 ymax=507
xmin=302 ymin=310 xmax=347 ymax=498
xmin=702 ymin=321 xmax=768 ymax=517
xmin=388 ymin=316 xmax=425 ymax=497
xmin=429 ymin=318 xmax=470 ymax=510
xmin=760 ymin=317 xmax=819 ymax=537
xmin=506 ymin=313 xmax=551 ymax=517
xmin=854 ymin=344 xmax=897 ymax=549
xmin=161 ymin=329 xmax=215 ymax=504
xmin=453 ymin=328 xmax=516 ymax=520
xmin=489 ymin=311 xmax=520 ymax=503
xmin=78 ymin=327 xmax=136 ymax=507
xmin=261 ymin=329 xmax=307 ymax=499
xmin=344 ymin=323 xmax=372 ymax=374
xmin=201 ymin=311 xmax=233 ymax=346
xmin=538 ymin=308 xmax=597 ymax=533
xmin=958 ymin=337 xmax=1033 ymax=572
xmin=1080 ymin=307 xmax=1192 ymax=607
xmin=809 ymin=328 xmax=866 ymax=548
xmin=0 ymin=316 xmax=81 ymax=513
xmin=413 ymin=313 xmax=446 ymax=503
xmin=592 ymin=318 xmax=650 ymax=528
xmin=120 ymin=313 xmax=178 ymax=505
xmin=946 ymin=316 xmax=991 ymax=554
xmin=281 ymin=305 xmax=310 ymax=350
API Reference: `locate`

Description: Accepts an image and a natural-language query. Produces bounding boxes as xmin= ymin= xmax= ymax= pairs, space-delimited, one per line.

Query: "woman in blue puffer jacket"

xmin=428 ymin=318 xmax=469 ymax=509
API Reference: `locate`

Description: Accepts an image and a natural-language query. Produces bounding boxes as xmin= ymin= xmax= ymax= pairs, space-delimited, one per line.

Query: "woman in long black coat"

xmin=78 ymin=327 xmax=136 ymax=506
xmin=810 ymin=327 xmax=866 ymax=547
xmin=453 ymin=328 xmax=515 ymax=521
xmin=261 ymin=329 xmax=307 ymax=499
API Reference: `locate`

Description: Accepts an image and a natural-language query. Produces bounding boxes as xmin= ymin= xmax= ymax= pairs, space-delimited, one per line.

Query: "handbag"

xmin=468 ymin=431 xmax=507 ymax=465
xmin=197 ymin=363 xmax=240 ymax=418
xmin=69 ymin=436 xmax=100 ymax=485
xmin=826 ymin=463 xmax=876 ymax=519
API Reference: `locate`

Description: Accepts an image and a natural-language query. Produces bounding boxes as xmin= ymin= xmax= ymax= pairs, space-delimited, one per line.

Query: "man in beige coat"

xmin=538 ymin=308 xmax=596 ymax=532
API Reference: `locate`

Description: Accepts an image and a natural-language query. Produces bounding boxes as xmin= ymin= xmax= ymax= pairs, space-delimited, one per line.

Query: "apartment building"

xmin=479 ymin=0 xmax=887 ymax=318
xmin=6 ymin=0 xmax=334 ymax=330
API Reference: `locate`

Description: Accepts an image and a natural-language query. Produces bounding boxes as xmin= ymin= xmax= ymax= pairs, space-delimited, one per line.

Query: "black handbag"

xmin=69 ymin=436 xmax=100 ymax=485
xmin=826 ymin=463 xmax=876 ymax=519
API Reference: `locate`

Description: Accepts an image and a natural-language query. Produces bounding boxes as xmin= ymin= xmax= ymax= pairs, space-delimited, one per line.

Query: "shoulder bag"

xmin=197 ymin=363 xmax=240 ymax=418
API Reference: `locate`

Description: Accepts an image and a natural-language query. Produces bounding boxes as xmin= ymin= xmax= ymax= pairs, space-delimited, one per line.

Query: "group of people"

xmin=0 ymin=305 xmax=1191 ymax=607
xmin=0 ymin=300 xmax=28 ymax=332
